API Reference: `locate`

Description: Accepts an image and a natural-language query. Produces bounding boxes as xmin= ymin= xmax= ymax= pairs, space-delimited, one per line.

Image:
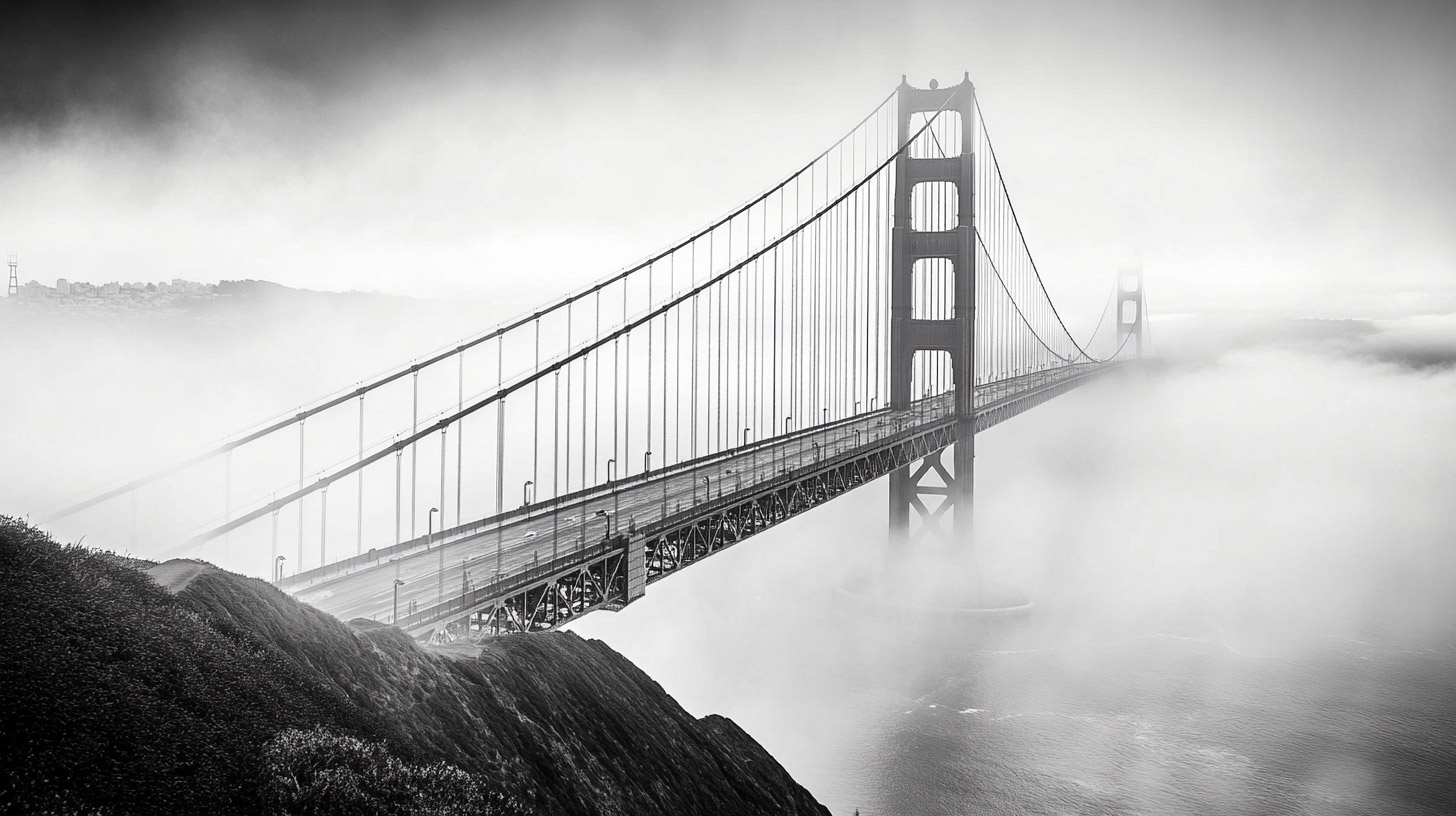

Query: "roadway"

xmin=292 ymin=366 xmax=1103 ymax=624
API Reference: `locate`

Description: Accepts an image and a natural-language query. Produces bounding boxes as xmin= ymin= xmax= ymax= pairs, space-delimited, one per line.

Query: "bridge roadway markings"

xmin=293 ymin=367 xmax=1097 ymax=624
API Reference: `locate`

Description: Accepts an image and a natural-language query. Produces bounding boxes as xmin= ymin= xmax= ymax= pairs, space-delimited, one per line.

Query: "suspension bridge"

xmin=45 ymin=75 xmax=1148 ymax=637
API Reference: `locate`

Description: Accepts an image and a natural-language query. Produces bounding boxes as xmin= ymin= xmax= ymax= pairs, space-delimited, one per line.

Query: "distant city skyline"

xmin=2 ymin=274 xmax=380 ymax=298
xmin=4 ymin=275 xmax=216 ymax=307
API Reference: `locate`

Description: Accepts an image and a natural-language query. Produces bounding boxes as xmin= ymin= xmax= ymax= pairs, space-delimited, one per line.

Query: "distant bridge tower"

xmin=6 ymin=256 xmax=17 ymax=297
xmin=1116 ymin=268 xmax=1146 ymax=357
xmin=888 ymin=75 xmax=977 ymax=547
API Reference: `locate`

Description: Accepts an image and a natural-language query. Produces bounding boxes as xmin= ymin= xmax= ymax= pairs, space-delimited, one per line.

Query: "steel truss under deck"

xmin=466 ymin=546 xmax=630 ymax=636
xmin=397 ymin=366 xmax=1111 ymax=638
xmin=642 ymin=425 xmax=954 ymax=580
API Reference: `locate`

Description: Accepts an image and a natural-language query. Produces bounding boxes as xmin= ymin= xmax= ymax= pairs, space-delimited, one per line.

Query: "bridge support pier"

xmin=888 ymin=438 xmax=972 ymax=548
xmin=887 ymin=75 xmax=979 ymax=569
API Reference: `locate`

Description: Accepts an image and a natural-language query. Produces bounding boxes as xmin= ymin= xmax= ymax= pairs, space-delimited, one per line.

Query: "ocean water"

xmin=585 ymin=573 xmax=1456 ymax=816
xmin=846 ymin=613 xmax=1456 ymax=816
xmin=574 ymin=573 xmax=1456 ymax=815
xmin=569 ymin=345 xmax=1456 ymax=816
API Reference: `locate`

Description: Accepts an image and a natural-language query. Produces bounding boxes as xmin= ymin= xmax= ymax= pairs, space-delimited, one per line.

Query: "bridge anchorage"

xmin=42 ymin=74 xmax=1143 ymax=639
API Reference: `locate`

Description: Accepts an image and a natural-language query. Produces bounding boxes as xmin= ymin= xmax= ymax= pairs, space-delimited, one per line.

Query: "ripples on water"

xmin=834 ymin=609 xmax=1456 ymax=816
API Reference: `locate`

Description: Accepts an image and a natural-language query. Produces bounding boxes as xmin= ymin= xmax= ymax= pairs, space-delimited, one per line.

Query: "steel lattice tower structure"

xmin=888 ymin=75 xmax=977 ymax=546
xmin=6 ymin=257 xmax=17 ymax=297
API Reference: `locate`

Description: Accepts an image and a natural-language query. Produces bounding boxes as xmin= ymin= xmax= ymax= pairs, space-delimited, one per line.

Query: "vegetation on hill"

xmin=0 ymin=517 xmax=828 ymax=815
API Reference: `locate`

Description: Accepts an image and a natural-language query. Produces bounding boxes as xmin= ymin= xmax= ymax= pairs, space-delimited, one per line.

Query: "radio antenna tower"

xmin=6 ymin=256 xmax=17 ymax=297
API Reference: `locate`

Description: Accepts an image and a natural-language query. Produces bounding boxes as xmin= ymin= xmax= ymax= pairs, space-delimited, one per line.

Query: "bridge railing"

xmin=388 ymin=360 xmax=1122 ymax=634
xmin=271 ymin=400 xmax=917 ymax=590
xmin=298 ymin=363 xmax=1107 ymax=598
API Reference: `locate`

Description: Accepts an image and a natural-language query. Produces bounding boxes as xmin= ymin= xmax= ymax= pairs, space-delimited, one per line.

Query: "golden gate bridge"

xmin=46 ymin=75 xmax=1148 ymax=636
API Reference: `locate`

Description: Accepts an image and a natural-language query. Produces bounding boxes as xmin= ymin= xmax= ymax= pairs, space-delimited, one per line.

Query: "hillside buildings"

xmin=10 ymin=278 xmax=218 ymax=305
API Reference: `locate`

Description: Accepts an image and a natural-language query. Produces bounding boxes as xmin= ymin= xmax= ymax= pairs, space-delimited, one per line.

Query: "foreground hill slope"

xmin=0 ymin=517 xmax=828 ymax=815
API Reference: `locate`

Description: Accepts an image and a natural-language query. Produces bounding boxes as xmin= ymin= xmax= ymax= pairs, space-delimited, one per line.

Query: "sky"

xmin=6 ymin=8 xmax=1456 ymax=807
xmin=3 ymin=0 xmax=1453 ymax=320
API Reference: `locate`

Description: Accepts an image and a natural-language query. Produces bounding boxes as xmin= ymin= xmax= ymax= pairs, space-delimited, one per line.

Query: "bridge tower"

xmin=1116 ymin=268 xmax=1146 ymax=357
xmin=888 ymin=75 xmax=977 ymax=548
xmin=6 ymin=257 xmax=17 ymax=297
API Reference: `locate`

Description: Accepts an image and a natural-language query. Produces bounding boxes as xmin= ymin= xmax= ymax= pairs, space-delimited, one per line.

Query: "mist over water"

xmin=6 ymin=297 xmax=1456 ymax=814
xmin=568 ymin=321 xmax=1456 ymax=815
xmin=0 ymin=292 xmax=509 ymax=557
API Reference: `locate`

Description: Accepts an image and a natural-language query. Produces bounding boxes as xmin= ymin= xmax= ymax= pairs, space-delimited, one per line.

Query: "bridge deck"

xmin=288 ymin=364 xmax=1115 ymax=631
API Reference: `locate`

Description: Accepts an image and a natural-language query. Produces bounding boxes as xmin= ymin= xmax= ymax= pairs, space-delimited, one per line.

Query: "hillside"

xmin=0 ymin=516 xmax=829 ymax=815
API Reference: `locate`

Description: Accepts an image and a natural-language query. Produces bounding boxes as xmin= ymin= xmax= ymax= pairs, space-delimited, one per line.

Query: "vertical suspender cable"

xmin=456 ymin=352 xmax=463 ymax=525
xmin=357 ymin=393 xmax=365 ymax=553
xmin=646 ymin=261 xmax=653 ymax=471
xmin=410 ymin=369 xmax=418 ymax=538
xmin=565 ymin=305 xmax=573 ymax=494
xmin=533 ymin=320 xmax=540 ymax=499
xmin=297 ymin=419 xmax=305 ymax=563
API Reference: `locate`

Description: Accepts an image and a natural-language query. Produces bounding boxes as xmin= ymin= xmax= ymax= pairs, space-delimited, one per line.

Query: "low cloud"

xmin=569 ymin=317 xmax=1456 ymax=811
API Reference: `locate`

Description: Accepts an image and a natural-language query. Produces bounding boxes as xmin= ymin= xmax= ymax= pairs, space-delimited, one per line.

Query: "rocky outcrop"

xmin=0 ymin=516 xmax=828 ymax=815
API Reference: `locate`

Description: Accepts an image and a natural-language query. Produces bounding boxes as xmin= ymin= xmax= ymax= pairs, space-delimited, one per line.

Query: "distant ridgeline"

xmin=0 ymin=517 xmax=828 ymax=816
xmin=212 ymin=279 xmax=384 ymax=298
xmin=208 ymin=279 xmax=406 ymax=307
xmin=217 ymin=278 xmax=292 ymax=296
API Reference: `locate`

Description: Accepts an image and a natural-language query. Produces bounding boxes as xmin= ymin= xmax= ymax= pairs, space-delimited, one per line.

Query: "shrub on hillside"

xmin=259 ymin=727 xmax=519 ymax=816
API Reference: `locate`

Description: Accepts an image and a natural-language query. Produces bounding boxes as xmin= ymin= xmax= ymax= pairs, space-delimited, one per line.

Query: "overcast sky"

xmin=3 ymin=0 xmax=1453 ymax=319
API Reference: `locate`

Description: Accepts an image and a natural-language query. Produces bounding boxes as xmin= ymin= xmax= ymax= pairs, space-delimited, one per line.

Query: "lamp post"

xmin=700 ymin=475 xmax=710 ymax=502
xmin=606 ymin=458 xmax=619 ymax=527
xmin=643 ymin=450 xmax=652 ymax=474
xmin=392 ymin=578 xmax=405 ymax=624
xmin=822 ymin=408 xmax=831 ymax=458
xmin=461 ymin=559 xmax=471 ymax=634
xmin=522 ymin=480 xmax=534 ymax=510
xmin=784 ymin=415 xmax=795 ymax=472
xmin=594 ymin=509 xmax=613 ymax=541
xmin=522 ymin=530 xmax=538 ymax=565
xmin=428 ymin=506 xmax=442 ymax=606
xmin=274 ymin=555 xmax=286 ymax=583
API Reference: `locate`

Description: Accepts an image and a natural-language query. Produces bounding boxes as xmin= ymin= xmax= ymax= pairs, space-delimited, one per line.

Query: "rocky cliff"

xmin=0 ymin=516 xmax=828 ymax=815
